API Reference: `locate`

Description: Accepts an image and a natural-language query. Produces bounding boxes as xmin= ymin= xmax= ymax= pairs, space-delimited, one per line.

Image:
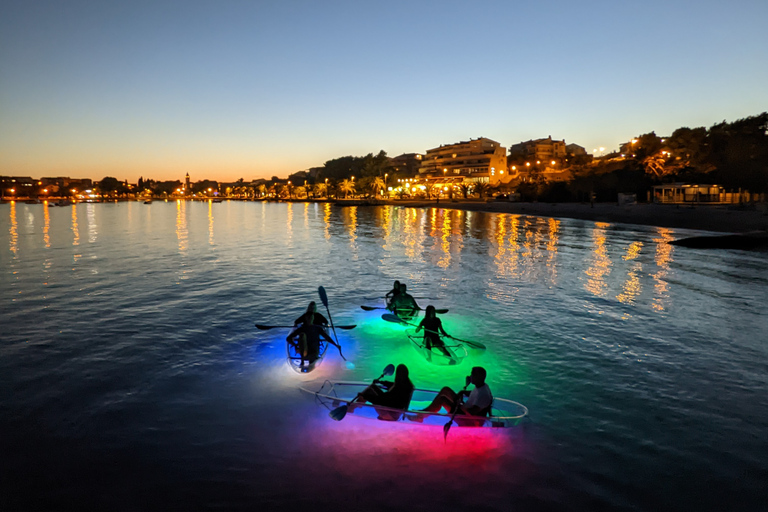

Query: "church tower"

xmin=185 ymin=173 xmax=190 ymax=195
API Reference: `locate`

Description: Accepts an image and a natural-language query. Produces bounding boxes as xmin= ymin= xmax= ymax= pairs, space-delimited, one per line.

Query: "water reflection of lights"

xmin=175 ymin=199 xmax=188 ymax=255
xmin=86 ymin=203 xmax=97 ymax=243
xmin=584 ymin=222 xmax=611 ymax=297
xmin=208 ymin=200 xmax=215 ymax=246
xmin=344 ymin=206 xmax=358 ymax=256
xmin=546 ymin=218 xmax=560 ymax=283
xmin=43 ymin=202 xmax=50 ymax=248
xmin=71 ymin=205 xmax=80 ymax=261
xmin=8 ymin=201 xmax=18 ymax=256
xmin=286 ymin=203 xmax=293 ymax=242
xmin=652 ymin=228 xmax=675 ymax=312
xmin=323 ymin=202 xmax=332 ymax=241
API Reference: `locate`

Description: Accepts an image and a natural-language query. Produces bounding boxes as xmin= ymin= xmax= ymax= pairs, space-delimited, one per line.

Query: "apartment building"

xmin=509 ymin=136 xmax=567 ymax=163
xmin=419 ymin=137 xmax=507 ymax=185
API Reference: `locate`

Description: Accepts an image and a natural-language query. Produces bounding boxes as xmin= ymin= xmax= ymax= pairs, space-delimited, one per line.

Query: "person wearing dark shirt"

xmin=293 ymin=301 xmax=328 ymax=328
xmin=389 ymin=283 xmax=419 ymax=319
xmin=416 ymin=305 xmax=452 ymax=358
xmin=385 ymin=280 xmax=401 ymax=307
xmin=287 ymin=312 xmax=334 ymax=367
xmin=351 ymin=364 xmax=415 ymax=416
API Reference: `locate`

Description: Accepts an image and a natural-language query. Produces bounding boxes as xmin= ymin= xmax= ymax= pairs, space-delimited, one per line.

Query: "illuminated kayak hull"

xmin=406 ymin=329 xmax=467 ymax=366
xmin=300 ymin=381 xmax=528 ymax=428
xmin=286 ymin=330 xmax=328 ymax=374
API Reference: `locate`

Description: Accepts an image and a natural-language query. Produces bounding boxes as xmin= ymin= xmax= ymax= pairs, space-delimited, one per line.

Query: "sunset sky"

xmin=1 ymin=0 xmax=766 ymax=183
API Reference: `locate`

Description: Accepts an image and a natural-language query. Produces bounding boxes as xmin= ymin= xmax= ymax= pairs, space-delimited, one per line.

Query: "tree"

xmin=371 ymin=176 xmax=385 ymax=197
xmin=339 ymin=179 xmax=356 ymax=198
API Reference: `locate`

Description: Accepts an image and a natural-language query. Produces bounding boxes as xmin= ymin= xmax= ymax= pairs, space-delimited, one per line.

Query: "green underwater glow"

xmin=347 ymin=311 xmax=528 ymax=393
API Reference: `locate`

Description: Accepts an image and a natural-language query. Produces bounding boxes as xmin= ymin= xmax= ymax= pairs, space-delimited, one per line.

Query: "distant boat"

xmin=144 ymin=200 xmax=152 ymax=204
xmin=212 ymin=198 xmax=223 ymax=203
xmin=54 ymin=200 xmax=73 ymax=206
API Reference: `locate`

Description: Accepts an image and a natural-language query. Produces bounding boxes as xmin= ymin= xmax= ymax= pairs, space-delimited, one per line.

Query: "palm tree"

xmin=339 ymin=179 xmax=356 ymax=199
xmin=313 ymin=183 xmax=327 ymax=198
xmin=474 ymin=182 xmax=489 ymax=199
xmin=371 ymin=177 xmax=385 ymax=197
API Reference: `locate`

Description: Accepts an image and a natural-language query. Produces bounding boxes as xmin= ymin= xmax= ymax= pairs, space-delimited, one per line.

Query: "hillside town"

xmin=3 ymin=113 xmax=766 ymax=206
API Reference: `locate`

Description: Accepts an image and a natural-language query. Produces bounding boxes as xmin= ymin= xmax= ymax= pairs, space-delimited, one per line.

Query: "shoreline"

xmin=380 ymin=200 xmax=768 ymax=234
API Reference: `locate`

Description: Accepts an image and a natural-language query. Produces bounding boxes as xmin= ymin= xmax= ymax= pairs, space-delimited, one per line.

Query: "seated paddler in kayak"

xmin=384 ymin=280 xmax=401 ymax=308
xmin=350 ymin=364 xmax=415 ymax=418
xmin=294 ymin=301 xmax=328 ymax=328
xmin=287 ymin=311 xmax=335 ymax=368
xmin=388 ymin=283 xmax=419 ymax=319
xmin=415 ymin=305 xmax=452 ymax=358
xmin=414 ymin=367 xmax=493 ymax=422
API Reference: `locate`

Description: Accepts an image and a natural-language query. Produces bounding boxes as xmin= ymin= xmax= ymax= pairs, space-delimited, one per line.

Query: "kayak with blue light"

xmin=300 ymin=380 xmax=528 ymax=428
xmin=286 ymin=328 xmax=329 ymax=374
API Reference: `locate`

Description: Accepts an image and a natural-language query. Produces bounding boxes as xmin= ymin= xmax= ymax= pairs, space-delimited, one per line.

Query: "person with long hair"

xmin=384 ymin=280 xmax=401 ymax=307
xmin=351 ymin=364 xmax=415 ymax=414
xmin=293 ymin=301 xmax=328 ymax=328
xmin=415 ymin=305 xmax=451 ymax=358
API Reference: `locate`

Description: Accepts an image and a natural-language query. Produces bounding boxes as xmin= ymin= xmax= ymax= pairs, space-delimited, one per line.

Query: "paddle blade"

xmin=443 ymin=421 xmax=452 ymax=442
xmin=255 ymin=324 xmax=275 ymax=330
xmin=345 ymin=360 xmax=356 ymax=370
xmin=329 ymin=405 xmax=349 ymax=421
xmin=383 ymin=363 xmax=395 ymax=376
xmin=318 ymin=286 xmax=328 ymax=308
xmin=382 ymin=313 xmax=408 ymax=325
xmin=461 ymin=339 xmax=486 ymax=350
xmin=360 ymin=305 xmax=380 ymax=311
xmin=435 ymin=309 xmax=449 ymax=314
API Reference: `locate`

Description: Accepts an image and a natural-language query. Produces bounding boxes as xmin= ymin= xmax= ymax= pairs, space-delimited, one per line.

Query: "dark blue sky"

xmin=1 ymin=0 xmax=766 ymax=181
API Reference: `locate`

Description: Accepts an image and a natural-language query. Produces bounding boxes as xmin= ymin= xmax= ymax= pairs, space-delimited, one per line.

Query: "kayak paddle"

xmin=361 ymin=305 xmax=449 ymax=314
xmin=329 ymin=364 xmax=395 ymax=421
xmin=443 ymin=376 xmax=472 ymax=442
xmin=255 ymin=324 xmax=356 ymax=330
xmin=381 ymin=314 xmax=486 ymax=351
xmin=319 ymin=286 xmax=355 ymax=369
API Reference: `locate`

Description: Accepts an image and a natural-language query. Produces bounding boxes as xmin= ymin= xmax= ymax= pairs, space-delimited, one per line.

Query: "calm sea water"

xmin=1 ymin=200 xmax=766 ymax=511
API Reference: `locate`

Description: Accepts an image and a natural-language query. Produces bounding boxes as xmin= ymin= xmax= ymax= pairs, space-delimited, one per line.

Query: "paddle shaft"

xmin=444 ymin=381 xmax=472 ymax=441
xmin=318 ymin=287 xmax=346 ymax=361
xmin=380 ymin=314 xmax=485 ymax=350
xmin=255 ymin=324 xmax=356 ymax=330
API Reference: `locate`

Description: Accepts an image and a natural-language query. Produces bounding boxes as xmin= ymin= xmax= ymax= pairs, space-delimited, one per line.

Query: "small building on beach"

xmin=652 ymin=183 xmax=753 ymax=204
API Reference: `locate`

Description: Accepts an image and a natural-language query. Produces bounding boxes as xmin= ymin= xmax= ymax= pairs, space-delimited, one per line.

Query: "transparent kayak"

xmin=405 ymin=329 xmax=467 ymax=366
xmin=286 ymin=330 xmax=328 ymax=374
xmin=300 ymin=381 xmax=528 ymax=428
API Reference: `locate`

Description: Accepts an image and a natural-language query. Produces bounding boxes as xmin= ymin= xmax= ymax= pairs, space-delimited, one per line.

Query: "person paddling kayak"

xmin=389 ymin=283 xmax=419 ymax=319
xmin=349 ymin=364 xmax=414 ymax=419
xmin=415 ymin=305 xmax=452 ymax=358
xmin=294 ymin=301 xmax=328 ymax=328
xmin=384 ymin=280 xmax=401 ymax=308
xmin=416 ymin=366 xmax=493 ymax=422
xmin=287 ymin=311 xmax=335 ymax=368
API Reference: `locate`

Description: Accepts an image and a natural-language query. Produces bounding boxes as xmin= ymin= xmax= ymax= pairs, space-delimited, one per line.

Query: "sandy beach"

xmin=381 ymin=199 xmax=768 ymax=234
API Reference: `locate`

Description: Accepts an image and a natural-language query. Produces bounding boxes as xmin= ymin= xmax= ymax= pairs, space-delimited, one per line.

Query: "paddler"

xmin=384 ymin=280 xmax=401 ymax=308
xmin=293 ymin=301 xmax=328 ymax=328
xmin=415 ymin=305 xmax=452 ymax=358
xmin=417 ymin=366 xmax=493 ymax=419
xmin=350 ymin=364 xmax=414 ymax=417
xmin=287 ymin=311 xmax=335 ymax=367
xmin=389 ymin=283 xmax=419 ymax=318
